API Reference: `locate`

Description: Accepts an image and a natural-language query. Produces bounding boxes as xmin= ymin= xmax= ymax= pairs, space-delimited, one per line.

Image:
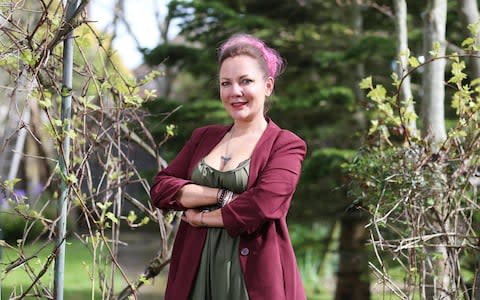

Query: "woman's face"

xmin=219 ymin=55 xmax=274 ymax=123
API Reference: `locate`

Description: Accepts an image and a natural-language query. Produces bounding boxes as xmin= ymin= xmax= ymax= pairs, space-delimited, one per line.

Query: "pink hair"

xmin=218 ymin=34 xmax=284 ymax=78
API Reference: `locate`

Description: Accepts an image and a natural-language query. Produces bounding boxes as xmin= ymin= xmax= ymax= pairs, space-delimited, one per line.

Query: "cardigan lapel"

xmin=187 ymin=119 xmax=281 ymax=185
xmin=247 ymin=119 xmax=281 ymax=188
xmin=187 ymin=124 xmax=232 ymax=178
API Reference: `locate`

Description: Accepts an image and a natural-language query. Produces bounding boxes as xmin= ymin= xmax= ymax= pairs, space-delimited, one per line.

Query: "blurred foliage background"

xmin=1 ymin=0 xmax=479 ymax=299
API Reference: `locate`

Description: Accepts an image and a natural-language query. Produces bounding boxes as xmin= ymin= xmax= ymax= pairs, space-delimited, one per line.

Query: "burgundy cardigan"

xmin=150 ymin=119 xmax=307 ymax=300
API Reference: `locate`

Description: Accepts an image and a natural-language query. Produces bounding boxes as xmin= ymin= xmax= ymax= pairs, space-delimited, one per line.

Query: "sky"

xmin=89 ymin=0 xmax=175 ymax=69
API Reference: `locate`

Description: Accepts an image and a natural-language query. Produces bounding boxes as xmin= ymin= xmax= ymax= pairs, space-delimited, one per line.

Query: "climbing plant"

xmin=0 ymin=1 xmax=173 ymax=299
xmin=348 ymin=29 xmax=480 ymax=299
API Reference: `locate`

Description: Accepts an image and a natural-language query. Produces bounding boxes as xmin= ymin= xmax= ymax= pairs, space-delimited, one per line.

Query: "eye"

xmin=241 ymin=78 xmax=253 ymax=85
xmin=220 ymin=81 xmax=231 ymax=87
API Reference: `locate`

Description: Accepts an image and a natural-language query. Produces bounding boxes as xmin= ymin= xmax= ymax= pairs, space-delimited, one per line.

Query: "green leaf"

xmin=39 ymin=98 xmax=52 ymax=109
xmin=165 ymin=124 xmax=176 ymax=137
xmin=448 ymin=129 xmax=467 ymax=138
xmin=124 ymin=95 xmax=143 ymax=107
xmin=15 ymin=203 xmax=30 ymax=214
xmin=138 ymin=275 xmax=151 ymax=285
xmin=4 ymin=178 xmax=21 ymax=190
xmin=66 ymin=173 xmax=78 ymax=184
xmin=65 ymin=129 xmax=77 ymax=139
xmin=20 ymin=49 xmax=38 ymax=67
xmin=399 ymin=49 xmax=410 ymax=58
xmin=106 ymin=212 xmax=119 ymax=224
xmin=448 ymin=61 xmax=467 ymax=84
xmin=467 ymin=21 xmax=480 ymax=38
xmin=366 ymin=85 xmax=387 ymax=103
xmin=471 ymin=78 xmax=480 ymax=87
xmin=402 ymin=110 xmax=418 ymax=124
xmin=101 ymin=81 xmax=112 ymax=90
xmin=390 ymin=72 xmax=400 ymax=88
xmin=49 ymin=14 xmax=61 ymax=28
xmin=429 ymin=41 xmax=441 ymax=57
xmin=164 ymin=211 xmax=175 ymax=224
xmin=368 ymin=120 xmax=379 ymax=135
xmin=139 ymin=70 xmax=163 ymax=85
xmin=143 ymin=89 xmax=157 ymax=100
xmin=408 ymin=56 xmax=420 ymax=68
xmin=61 ymin=86 xmax=72 ymax=97
xmin=127 ymin=211 xmax=137 ymax=223
xmin=461 ymin=37 xmax=476 ymax=50
xmin=76 ymin=25 xmax=92 ymax=48
xmin=141 ymin=217 xmax=150 ymax=225
xmin=96 ymin=201 xmax=112 ymax=211
xmin=109 ymin=171 xmax=122 ymax=181
xmin=79 ymin=96 xmax=100 ymax=110
xmin=53 ymin=119 xmax=63 ymax=127
xmin=359 ymin=76 xmax=372 ymax=90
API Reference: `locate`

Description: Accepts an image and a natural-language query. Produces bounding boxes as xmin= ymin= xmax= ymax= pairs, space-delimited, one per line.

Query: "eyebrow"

xmin=220 ymin=74 xmax=250 ymax=80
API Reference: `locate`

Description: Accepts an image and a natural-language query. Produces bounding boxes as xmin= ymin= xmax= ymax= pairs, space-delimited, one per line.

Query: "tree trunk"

xmin=421 ymin=2 xmax=452 ymax=300
xmin=457 ymin=0 xmax=480 ymax=79
xmin=421 ymin=0 xmax=447 ymax=148
xmin=394 ymin=0 xmax=417 ymax=137
xmin=334 ymin=210 xmax=370 ymax=300
xmin=352 ymin=2 xmax=368 ymax=132
xmin=334 ymin=4 xmax=371 ymax=300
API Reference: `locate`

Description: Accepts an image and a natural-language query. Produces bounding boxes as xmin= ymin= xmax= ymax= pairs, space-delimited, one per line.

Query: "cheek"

xmin=219 ymin=88 xmax=227 ymax=101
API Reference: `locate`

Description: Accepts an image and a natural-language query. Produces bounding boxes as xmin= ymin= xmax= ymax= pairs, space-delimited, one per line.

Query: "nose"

xmin=231 ymin=83 xmax=243 ymax=97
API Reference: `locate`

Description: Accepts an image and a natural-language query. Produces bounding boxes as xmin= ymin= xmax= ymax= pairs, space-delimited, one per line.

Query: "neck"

xmin=231 ymin=117 xmax=268 ymax=136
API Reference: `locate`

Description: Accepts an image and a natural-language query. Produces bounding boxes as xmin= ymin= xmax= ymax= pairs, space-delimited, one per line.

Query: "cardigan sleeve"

xmin=150 ymin=127 xmax=206 ymax=211
xmin=221 ymin=130 xmax=307 ymax=237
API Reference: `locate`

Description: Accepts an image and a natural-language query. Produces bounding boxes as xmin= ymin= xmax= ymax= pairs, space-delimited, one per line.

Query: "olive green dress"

xmin=188 ymin=159 xmax=250 ymax=300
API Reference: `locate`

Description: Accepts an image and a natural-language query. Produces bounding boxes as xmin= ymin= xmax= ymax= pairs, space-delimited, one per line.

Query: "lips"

xmin=231 ymin=101 xmax=247 ymax=108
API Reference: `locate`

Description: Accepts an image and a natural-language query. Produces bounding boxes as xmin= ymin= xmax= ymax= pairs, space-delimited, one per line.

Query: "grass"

xmin=1 ymin=238 xmax=424 ymax=300
xmin=0 ymin=239 xmax=144 ymax=299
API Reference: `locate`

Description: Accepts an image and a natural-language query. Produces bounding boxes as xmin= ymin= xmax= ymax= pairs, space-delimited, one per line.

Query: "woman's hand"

xmin=181 ymin=209 xmax=205 ymax=227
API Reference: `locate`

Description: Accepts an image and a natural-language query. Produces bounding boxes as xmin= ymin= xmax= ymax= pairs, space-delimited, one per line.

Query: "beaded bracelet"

xmin=217 ymin=188 xmax=234 ymax=207
xmin=217 ymin=189 xmax=226 ymax=206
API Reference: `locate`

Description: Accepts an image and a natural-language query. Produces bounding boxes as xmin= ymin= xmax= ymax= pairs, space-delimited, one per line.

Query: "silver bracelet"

xmin=222 ymin=190 xmax=234 ymax=207
xmin=216 ymin=188 xmax=234 ymax=207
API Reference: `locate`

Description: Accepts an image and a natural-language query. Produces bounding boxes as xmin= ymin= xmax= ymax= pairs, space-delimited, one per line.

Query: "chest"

xmin=203 ymin=132 xmax=263 ymax=171
xmin=186 ymin=126 xmax=280 ymax=189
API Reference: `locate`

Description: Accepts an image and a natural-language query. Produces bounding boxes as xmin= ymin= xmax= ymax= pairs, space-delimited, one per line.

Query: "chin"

xmin=229 ymin=111 xmax=249 ymax=120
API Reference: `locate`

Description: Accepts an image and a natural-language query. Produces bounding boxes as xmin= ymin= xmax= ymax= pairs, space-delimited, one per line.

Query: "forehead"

xmin=219 ymin=55 xmax=265 ymax=78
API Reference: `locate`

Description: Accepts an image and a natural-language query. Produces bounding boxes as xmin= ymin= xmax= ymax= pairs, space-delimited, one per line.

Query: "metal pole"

xmin=53 ymin=1 xmax=80 ymax=299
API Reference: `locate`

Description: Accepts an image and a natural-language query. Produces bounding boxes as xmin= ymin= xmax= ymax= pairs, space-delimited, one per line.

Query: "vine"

xmin=0 ymin=2 xmax=175 ymax=299
xmin=349 ymin=24 xmax=480 ymax=300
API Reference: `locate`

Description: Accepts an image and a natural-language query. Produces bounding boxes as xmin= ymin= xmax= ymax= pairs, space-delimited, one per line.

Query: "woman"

xmin=150 ymin=33 xmax=307 ymax=300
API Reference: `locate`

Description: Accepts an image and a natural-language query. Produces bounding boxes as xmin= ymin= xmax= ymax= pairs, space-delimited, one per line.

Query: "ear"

xmin=265 ymin=76 xmax=274 ymax=97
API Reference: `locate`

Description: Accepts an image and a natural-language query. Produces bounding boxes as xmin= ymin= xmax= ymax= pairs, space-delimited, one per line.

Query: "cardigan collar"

xmin=246 ymin=118 xmax=281 ymax=188
xmin=189 ymin=118 xmax=281 ymax=185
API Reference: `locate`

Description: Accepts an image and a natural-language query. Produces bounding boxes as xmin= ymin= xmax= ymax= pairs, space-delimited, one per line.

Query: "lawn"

xmin=0 ymin=239 xmax=160 ymax=299
xmin=1 ymin=239 xmax=411 ymax=300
